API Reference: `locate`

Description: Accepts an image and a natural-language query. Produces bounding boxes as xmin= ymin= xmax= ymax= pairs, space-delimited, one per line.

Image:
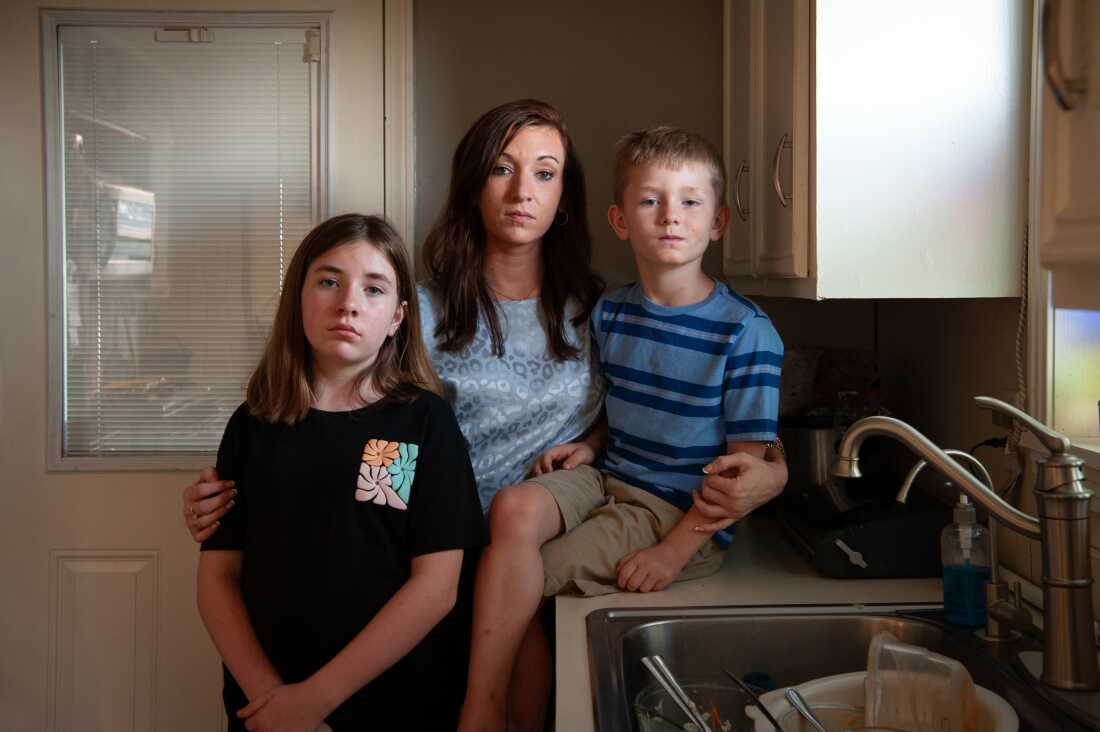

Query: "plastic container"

xmin=866 ymin=631 xmax=977 ymax=731
xmin=941 ymin=490 xmax=992 ymax=628
xmin=744 ymin=670 xmax=1018 ymax=732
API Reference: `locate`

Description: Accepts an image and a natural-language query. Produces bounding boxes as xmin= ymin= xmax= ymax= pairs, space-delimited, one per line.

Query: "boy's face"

xmin=607 ymin=161 xmax=729 ymax=273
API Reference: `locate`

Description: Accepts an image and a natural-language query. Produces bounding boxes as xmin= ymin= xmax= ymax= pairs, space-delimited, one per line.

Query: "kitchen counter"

xmin=553 ymin=515 xmax=944 ymax=731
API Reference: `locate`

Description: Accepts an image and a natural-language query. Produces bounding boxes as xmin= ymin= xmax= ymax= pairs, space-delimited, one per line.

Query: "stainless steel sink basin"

xmin=586 ymin=603 xmax=1094 ymax=731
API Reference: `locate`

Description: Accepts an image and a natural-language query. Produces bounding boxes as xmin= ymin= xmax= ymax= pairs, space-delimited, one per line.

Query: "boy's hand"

xmin=692 ymin=452 xmax=787 ymax=531
xmin=616 ymin=543 xmax=691 ymax=593
xmin=531 ymin=442 xmax=595 ymax=476
xmin=237 ymin=682 xmax=329 ymax=732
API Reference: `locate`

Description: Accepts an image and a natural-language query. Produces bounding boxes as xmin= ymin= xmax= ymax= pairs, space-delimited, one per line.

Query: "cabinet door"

xmin=756 ymin=0 xmax=810 ymax=278
xmin=723 ymin=0 xmax=754 ymax=276
xmin=1040 ymin=0 xmax=1100 ymax=268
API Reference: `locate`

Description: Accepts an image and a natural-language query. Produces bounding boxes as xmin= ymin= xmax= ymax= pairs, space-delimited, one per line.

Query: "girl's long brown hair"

xmin=422 ymin=99 xmax=603 ymax=360
xmin=247 ymin=214 xmax=442 ymax=423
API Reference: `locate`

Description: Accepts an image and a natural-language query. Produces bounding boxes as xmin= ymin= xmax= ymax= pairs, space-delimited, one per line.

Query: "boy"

xmin=458 ymin=127 xmax=785 ymax=732
xmin=532 ymin=125 xmax=784 ymax=594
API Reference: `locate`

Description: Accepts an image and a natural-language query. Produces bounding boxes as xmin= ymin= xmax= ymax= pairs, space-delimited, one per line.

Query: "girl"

xmin=197 ymin=214 xmax=487 ymax=732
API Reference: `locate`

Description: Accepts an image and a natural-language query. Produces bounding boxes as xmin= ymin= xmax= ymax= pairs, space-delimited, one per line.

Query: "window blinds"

xmin=59 ymin=25 xmax=318 ymax=456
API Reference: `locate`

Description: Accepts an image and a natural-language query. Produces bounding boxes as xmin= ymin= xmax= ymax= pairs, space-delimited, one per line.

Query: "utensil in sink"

xmin=641 ymin=655 xmax=713 ymax=732
xmin=785 ymin=687 xmax=829 ymax=732
xmin=722 ymin=668 xmax=781 ymax=731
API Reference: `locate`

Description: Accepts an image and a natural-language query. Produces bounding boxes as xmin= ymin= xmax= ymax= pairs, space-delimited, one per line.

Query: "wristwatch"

xmin=764 ymin=437 xmax=786 ymax=460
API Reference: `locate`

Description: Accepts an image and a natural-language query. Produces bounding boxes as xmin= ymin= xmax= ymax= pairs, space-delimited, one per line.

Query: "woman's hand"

xmin=530 ymin=442 xmax=595 ymax=476
xmin=691 ymin=452 xmax=787 ymax=532
xmin=183 ymin=467 xmax=236 ymax=542
xmin=237 ymin=682 xmax=330 ymax=732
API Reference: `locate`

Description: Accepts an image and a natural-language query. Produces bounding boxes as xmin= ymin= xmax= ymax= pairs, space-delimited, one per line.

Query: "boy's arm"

xmin=617 ymin=441 xmax=768 ymax=593
xmin=530 ymin=411 xmax=607 ymax=476
xmin=196 ymin=550 xmax=283 ymax=700
xmin=237 ymin=549 xmax=464 ymax=729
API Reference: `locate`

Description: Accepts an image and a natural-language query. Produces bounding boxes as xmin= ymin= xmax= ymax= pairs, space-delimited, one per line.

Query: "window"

xmin=1027 ymin=0 xmax=1100 ymax=465
xmin=43 ymin=12 xmax=329 ymax=469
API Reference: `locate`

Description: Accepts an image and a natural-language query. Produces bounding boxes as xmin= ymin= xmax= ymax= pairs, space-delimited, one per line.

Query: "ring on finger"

xmin=189 ymin=505 xmax=198 ymax=520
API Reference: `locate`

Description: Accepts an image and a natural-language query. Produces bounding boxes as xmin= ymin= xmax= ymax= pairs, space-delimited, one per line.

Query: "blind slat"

xmin=60 ymin=24 xmax=317 ymax=458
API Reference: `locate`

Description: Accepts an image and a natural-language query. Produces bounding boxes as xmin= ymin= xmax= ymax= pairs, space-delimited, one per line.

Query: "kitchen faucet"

xmin=832 ymin=396 xmax=1100 ymax=691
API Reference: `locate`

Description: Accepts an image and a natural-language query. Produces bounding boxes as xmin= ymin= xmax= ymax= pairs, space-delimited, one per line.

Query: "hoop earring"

xmin=555 ymin=209 xmax=569 ymax=226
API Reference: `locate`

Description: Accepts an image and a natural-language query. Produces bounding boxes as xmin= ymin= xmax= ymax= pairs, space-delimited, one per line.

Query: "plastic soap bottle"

xmin=941 ymin=490 xmax=992 ymax=628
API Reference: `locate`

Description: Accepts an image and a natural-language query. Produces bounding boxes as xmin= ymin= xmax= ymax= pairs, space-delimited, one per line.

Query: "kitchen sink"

xmin=586 ymin=603 xmax=1096 ymax=731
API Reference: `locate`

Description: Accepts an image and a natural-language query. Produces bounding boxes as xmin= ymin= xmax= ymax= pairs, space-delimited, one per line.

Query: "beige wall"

xmin=412 ymin=0 xmax=725 ymax=288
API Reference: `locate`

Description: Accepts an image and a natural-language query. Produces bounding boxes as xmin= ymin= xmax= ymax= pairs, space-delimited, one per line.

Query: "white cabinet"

xmin=1038 ymin=0 xmax=1100 ymax=272
xmin=723 ymin=0 xmax=1031 ymax=300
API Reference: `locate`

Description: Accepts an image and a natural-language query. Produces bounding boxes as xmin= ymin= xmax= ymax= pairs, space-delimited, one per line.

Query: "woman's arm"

xmin=184 ymin=467 xmax=236 ymax=542
xmin=196 ymin=550 xmax=282 ymax=699
xmin=692 ymin=440 xmax=788 ymax=528
xmin=238 ymin=549 xmax=464 ymax=728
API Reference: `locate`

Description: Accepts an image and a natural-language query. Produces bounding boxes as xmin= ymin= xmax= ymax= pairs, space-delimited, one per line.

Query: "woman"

xmin=183 ymin=99 xmax=788 ymax=732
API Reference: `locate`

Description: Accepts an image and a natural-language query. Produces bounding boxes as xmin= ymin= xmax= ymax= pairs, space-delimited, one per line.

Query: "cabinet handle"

xmin=1043 ymin=0 xmax=1087 ymax=111
xmin=733 ymin=161 xmax=750 ymax=221
xmin=772 ymin=133 xmax=792 ymax=208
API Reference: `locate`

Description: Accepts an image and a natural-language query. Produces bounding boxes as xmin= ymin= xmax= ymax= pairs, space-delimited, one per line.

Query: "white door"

xmin=0 ymin=2 xmax=387 ymax=730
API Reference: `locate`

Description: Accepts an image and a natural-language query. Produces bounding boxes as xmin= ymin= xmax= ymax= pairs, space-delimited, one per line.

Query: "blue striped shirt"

xmin=592 ymin=282 xmax=783 ymax=547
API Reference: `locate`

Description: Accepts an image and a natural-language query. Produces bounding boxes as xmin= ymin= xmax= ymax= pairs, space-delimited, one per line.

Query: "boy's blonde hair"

xmin=613 ymin=126 xmax=726 ymax=205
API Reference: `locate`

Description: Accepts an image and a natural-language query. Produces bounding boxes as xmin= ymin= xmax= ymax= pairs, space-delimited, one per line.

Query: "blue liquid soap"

xmin=940 ymin=490 xmax=992 ymax=629
xmin=943 ymin=561 xmax=993 ymax=628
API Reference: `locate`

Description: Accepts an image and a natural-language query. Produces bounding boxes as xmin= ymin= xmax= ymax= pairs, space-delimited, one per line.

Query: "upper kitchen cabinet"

xmin=1038 ymin=0 xmax=1100 ymax=275
xmin=723 ymin=1 xmax=1031 ymax=299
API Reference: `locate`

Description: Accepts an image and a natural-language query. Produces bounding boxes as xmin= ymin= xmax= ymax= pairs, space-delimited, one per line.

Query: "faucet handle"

xmin=974 ymin=396 xmax=1071 ymax=455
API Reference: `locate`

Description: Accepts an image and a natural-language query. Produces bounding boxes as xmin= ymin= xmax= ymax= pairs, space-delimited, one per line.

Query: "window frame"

xmin=42 ymin=9 xmax=333 ymax=471
xmin=1024 ymin=0 xmax=1100 ymax=470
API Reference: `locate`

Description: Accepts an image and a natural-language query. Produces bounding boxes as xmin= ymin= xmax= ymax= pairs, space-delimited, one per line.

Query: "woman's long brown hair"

xmin=247 ymin=214 xmax=442 ymax=423
xmin=422 ymin=99 xmax=603 ymax=360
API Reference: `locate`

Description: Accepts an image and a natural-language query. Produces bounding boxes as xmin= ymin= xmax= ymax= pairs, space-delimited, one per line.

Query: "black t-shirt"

xmin=201 ymin=389 xmax=488 ymax=731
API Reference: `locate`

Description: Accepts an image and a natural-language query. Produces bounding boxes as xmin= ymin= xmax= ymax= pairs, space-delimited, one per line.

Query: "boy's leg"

xmin=458 ymin=467 xmax=604 ymax=732
xmin=541 ymin=478 xmax=724 ymax=597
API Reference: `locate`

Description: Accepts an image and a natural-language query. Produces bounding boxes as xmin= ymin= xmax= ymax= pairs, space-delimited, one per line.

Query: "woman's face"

xmin=478 ymin=125 xmax=566 ymax=251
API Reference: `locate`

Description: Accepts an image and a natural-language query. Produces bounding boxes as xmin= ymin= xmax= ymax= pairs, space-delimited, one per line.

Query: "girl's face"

xmin=478 ymin=125 xmax=566 ymax=252
xmin=301 ymin=240 xmax=405 ymax=376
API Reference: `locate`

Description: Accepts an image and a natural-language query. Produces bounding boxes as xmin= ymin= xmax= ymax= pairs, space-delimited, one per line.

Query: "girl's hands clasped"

xmin=237 ymin=681 xmax=333 ymax=732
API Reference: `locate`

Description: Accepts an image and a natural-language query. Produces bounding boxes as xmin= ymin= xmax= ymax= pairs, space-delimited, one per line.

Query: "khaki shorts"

xmin=528 ymin=465 xmax=725 ymax=597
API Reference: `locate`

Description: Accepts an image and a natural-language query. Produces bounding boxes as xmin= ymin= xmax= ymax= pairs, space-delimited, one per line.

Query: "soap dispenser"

xmin=941 ymin=488 xmax=992 ymax=628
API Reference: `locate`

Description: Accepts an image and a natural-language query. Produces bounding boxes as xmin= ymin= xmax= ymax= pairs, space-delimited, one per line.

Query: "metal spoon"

xmin=785 ymin=687 xmax=829 ymax=732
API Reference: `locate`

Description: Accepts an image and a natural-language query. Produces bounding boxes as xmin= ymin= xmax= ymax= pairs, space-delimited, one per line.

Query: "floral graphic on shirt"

xmin=387 ymin=442 xmax=419 ymax=503
xmin=362 ymin=438 xmax=400 ymax=467
xmin=356 ymin=439 xmax=418 ymax=510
